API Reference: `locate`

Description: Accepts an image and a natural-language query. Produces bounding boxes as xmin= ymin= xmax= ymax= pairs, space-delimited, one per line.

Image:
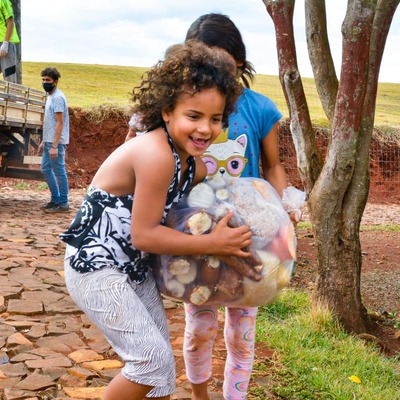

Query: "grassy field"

xmin=22 ymin=61 xmax=400 ymax=130
xmin=22 ymin=61 xmax=148 ymax=109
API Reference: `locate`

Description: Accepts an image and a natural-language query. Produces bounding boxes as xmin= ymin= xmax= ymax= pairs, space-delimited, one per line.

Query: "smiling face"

xmin=162 ymin=87 xmax=226 ymax=160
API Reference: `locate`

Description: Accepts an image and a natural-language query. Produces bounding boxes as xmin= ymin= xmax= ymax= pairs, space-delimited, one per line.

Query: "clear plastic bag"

xmin=153 ymin=177 xmax=297 ymax=307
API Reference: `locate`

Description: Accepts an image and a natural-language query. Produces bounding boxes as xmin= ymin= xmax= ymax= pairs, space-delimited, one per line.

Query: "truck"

xmin=0 ymin=79 xmax=46 ymax=180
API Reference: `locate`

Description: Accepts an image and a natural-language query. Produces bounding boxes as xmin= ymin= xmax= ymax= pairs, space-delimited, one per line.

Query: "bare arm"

xmin=4 ymin=17 xmax=13 ymax=42
xmin=261 ymin=122 xmax=302 ymax=224
xmin=130 ymin=138 xmax=251 ymax=257
xmin=260 ymin=122 xmax=288 ymax=197
xmin=125 ymin=127 xmax=137 ymax=142
xmin=125 ymin=114 xmax=142 ymax=142
xmin=49 ymin=112 xmax=64 ymax=159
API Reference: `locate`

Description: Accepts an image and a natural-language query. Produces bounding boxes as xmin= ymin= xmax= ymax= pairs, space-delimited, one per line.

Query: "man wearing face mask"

xmin=38 ymin=67 xmax=70 ymax=212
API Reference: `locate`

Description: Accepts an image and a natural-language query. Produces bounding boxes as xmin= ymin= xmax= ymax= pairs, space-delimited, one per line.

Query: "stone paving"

xmin=0 ymin=187 xmax=230 ymax=400
xmin=2 ymin=185 xmax=399 ymax=400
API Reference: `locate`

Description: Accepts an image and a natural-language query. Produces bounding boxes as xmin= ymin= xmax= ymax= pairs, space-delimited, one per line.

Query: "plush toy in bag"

xmin=153 ymin=176 xmax=302 ymax=307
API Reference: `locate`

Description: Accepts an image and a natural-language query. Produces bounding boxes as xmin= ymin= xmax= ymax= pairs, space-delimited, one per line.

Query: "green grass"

xmin=21 ymin=61 xmax=148 ymax=109
xmin=252 ymin=74 xmax=400 ymax=132
xmin=360 ymin=224 xmax=400 ymax=232
xmin=13 ymin=182 xmax=31 ymax=190
xmin=253 ymin=290 xmax=400 ymax=399
xmin=21 ymin=62 xmax=400 ymax=131
xmin=36 ymin=182 xmax=48 ymax=191
xmin=12 ymin=181 xmax=48 ymax=191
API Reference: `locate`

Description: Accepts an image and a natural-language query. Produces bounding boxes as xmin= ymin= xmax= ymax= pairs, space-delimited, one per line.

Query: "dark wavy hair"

xmin=41 ymin=67 xmax=61 ymax=81
xmin=131 ymin=40 xmax=242 ymax=131
xmin=185 ymin=13 xmax=256 ymax=88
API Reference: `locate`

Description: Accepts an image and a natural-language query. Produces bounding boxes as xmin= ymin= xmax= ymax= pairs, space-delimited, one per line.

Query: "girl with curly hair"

xmin=60 ymin=40 xmax=249 ymax=400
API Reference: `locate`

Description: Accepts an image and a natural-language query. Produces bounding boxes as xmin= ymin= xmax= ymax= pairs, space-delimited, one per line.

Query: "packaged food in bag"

xmin=153 ymin=177 xmax=297 ymax=307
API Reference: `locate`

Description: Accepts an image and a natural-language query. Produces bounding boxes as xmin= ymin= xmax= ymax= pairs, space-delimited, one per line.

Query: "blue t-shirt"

xmin=202 ymin=87 xmax=282 ymax=178
xmin=42 ymin=88 xmax=70 ymax=145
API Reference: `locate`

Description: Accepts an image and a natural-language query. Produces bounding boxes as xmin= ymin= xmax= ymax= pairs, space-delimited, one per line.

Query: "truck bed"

xmin=0 ymin=80 xmax=46 ymax=180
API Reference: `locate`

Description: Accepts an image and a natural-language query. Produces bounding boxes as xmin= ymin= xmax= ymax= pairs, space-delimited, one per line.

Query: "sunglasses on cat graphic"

xmin=202 ymin=154 xmax=248 ymax=177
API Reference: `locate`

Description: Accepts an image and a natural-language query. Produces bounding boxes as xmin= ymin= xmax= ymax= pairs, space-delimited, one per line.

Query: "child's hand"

xmin=210 ymin=211 xmax=252 ymax=258
xmin=282 ymin=187 xmax=306 ymax=227
xmin=288 ymin=211 xmax=301 ymax=227
xmin=0 ymin=41 xmax=9 ymax=57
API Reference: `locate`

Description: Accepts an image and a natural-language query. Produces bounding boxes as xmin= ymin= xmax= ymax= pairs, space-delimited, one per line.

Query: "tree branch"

xmin=305 ymin=0 xmax=338 ymax=122
xmin=263 ymin=0 xmax=322 ymax=192
xmin=310 ymin=0 xmax=376 ymax=217
xmin=342 ymin=0 xmax=400 ymax=231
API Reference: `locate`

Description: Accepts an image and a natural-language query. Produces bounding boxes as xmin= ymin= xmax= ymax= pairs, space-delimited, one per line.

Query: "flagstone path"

xmin=0 ymin=188 xmax=243 ymax=400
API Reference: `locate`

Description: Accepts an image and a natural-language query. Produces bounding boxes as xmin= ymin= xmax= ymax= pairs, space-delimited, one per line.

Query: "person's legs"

xmin=102 ymin=373 xmax=153 ymax=400
xmin=52 ymin=144 xmax=69 ymax=206
xmin=64 ymin=260 xmax=175 ymax=399
xmin=40 ymin=142 xmax=60 ymax=204
xmin=133 ymin=269 xmax=176 ymax=398
xmin=102 ymin=373 xmax=171 ymax=400
xmin=183 ymin=303 xmax=219 ymax=400
xmin=223 ymin=307 xmax=258 ymax=400
xmin=189 ymin=381 xmax=210 ymax=400
xmin=0 ymin=43 xmax=17 ymax=83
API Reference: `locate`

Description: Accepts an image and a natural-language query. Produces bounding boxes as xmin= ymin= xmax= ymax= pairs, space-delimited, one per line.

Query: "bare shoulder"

xmin=131 ymin=129 xmax=175 ymax=170
xmin=92 ymin=128 xmax=174 ymax=195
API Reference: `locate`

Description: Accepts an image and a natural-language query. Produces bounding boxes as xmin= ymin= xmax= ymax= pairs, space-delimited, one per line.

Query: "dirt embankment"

xmin=67 ymin=107 xmax=130 ymax=188
xmin=66 ymin=110 xmax=400 ymax=204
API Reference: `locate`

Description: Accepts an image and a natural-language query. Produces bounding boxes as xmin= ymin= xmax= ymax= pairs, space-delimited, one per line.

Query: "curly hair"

xmin=131 ymin=40 xmax=243 ymax=131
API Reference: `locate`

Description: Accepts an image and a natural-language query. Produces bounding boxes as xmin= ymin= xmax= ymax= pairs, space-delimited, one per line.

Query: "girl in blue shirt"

xmin=183 ymin=14 xmax=290 ymax=400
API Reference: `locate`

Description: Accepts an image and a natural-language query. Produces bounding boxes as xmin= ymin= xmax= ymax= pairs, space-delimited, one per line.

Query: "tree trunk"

xmin=308 ymin=0 xmax=377 ymax=333
xmin=305 ymin=0 xmax=338 ymax=122
xmin=264 ymin=0 xmax=399 ymax=334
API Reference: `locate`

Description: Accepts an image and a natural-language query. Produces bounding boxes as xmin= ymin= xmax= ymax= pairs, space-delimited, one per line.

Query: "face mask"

xmin=42 ymin=82 xmax=54 ymax=93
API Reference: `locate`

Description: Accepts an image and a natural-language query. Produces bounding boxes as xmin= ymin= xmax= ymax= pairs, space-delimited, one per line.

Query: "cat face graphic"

xmin=202 ymin=134 xmax=248 ymax=177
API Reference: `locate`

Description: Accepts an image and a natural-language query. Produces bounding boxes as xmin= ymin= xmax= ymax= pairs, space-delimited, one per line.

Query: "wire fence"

xmin=253 ymin=79 xmax=400 ymax=225
xmin=278 ymin=120 xmax=400 ymax=202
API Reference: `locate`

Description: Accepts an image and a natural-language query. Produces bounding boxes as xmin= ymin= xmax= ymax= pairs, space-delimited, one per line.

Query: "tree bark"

xmin=305 ymin=0 xmax=338 ymax=122
xmin=264 ymin=0 xmax=399 ymax=334
xmin=308 ymin=0 xmax=377 ymax=333
xmin=346 ymin=0 xmax=400 ymax=228
xmin=263 ymin=0 xmax=322 ymax=192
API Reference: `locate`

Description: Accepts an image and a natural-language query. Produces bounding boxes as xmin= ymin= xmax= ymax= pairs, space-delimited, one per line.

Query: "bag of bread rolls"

xmin=152 ymin=177 xmax=299 ymax=307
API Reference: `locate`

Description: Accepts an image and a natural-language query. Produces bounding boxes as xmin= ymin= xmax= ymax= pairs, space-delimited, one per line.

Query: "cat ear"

xmin=236 ymin=134 xmax=247 ymax=148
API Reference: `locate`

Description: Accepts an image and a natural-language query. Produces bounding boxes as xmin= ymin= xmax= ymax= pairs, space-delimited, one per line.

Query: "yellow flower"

xmin=349 ymin=375 xmax=362 ymax=384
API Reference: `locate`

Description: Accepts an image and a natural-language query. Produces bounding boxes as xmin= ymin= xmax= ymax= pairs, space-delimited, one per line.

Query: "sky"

xmin=20 ymin=0 xmax=400 ymax=83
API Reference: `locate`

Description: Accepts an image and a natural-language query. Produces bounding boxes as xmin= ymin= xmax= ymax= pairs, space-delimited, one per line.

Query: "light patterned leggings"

xmin=183 ymin=304 xmax=258 ymax=400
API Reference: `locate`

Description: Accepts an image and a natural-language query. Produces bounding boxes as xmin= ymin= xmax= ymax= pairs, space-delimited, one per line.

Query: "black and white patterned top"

xmin=60 ymin=130 xmax=195 ymax=284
